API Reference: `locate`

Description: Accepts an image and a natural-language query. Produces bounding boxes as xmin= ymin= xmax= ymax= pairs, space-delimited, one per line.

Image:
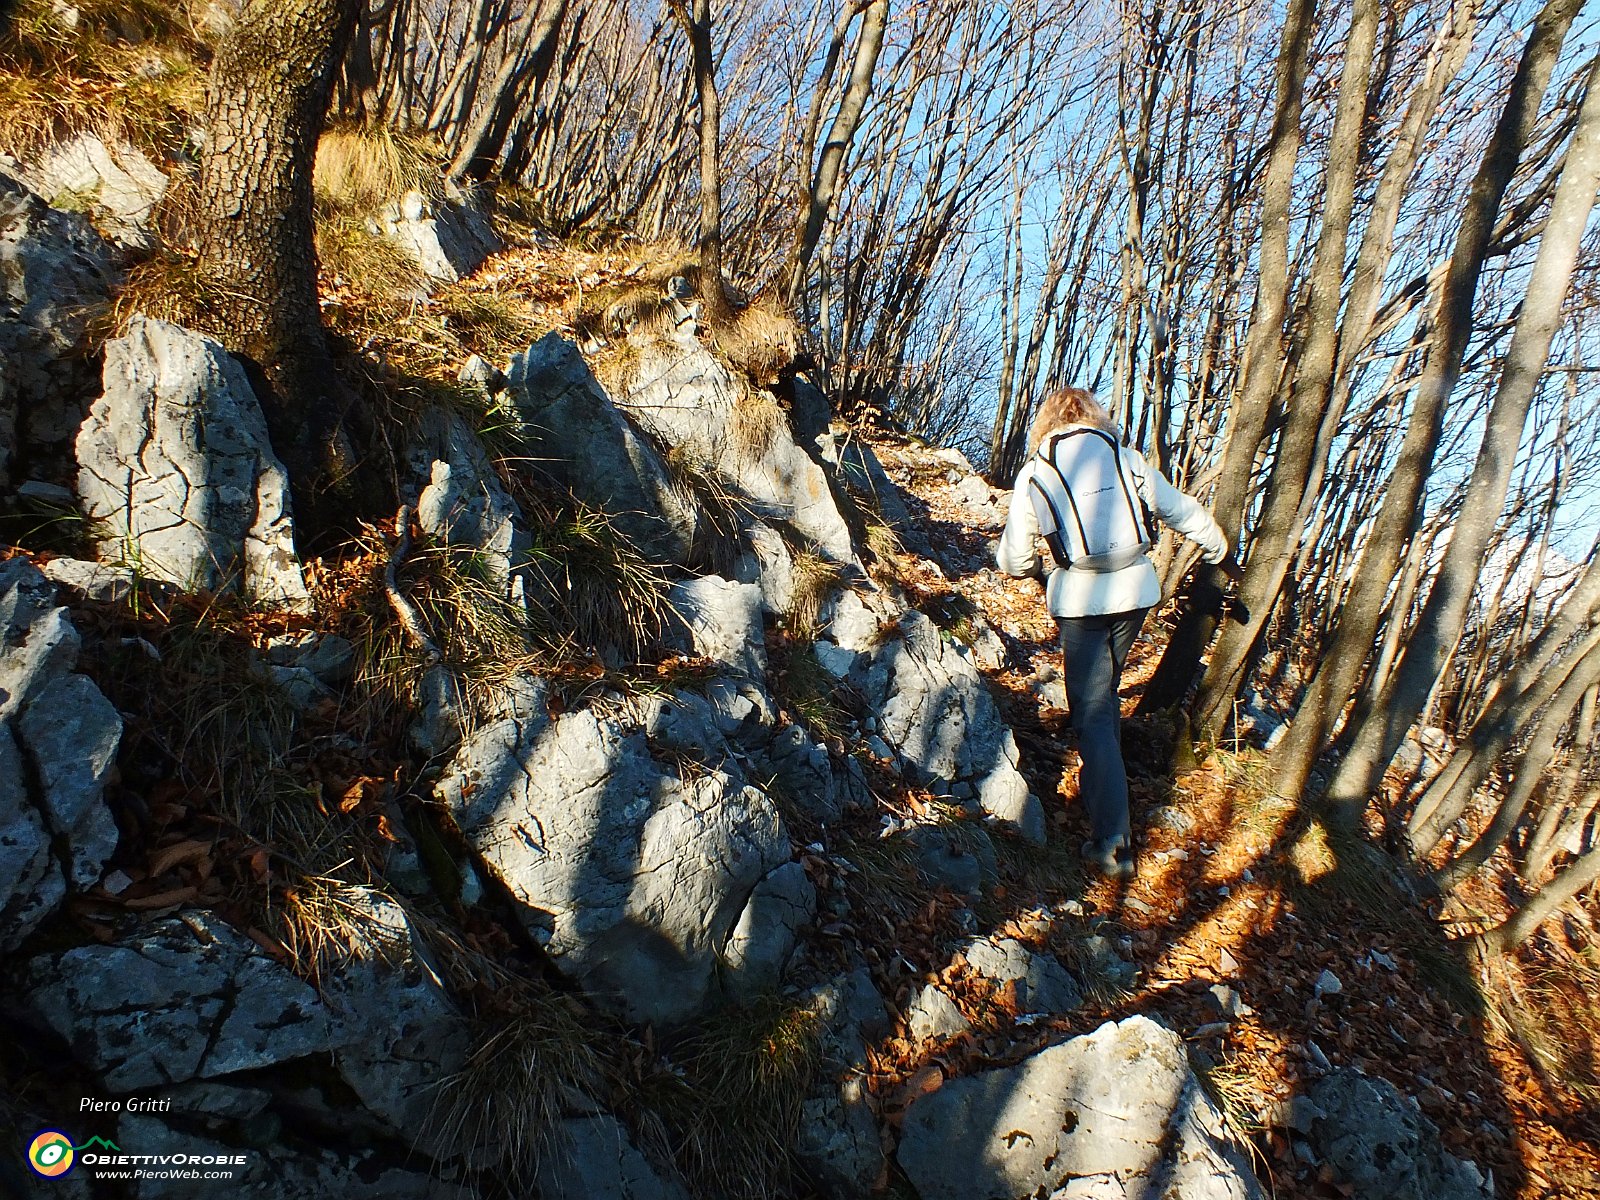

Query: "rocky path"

xmin=863 ymin=431 xmax=1600 ymax=1200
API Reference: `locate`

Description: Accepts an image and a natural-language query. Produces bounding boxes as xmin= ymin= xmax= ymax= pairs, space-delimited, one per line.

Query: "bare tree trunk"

xmin=1191 ymin=0 xmax=1381 ymax=740
xmin=447 ymin=0 xmax=570 ymax=182
xmin=1325 ymin=38 xmax=1600 ymax=825
xmin=1473 ymin=835 xmax=1600 ymax=955
xmin=1523 ymin=683 xmax=1600 ymax=881
xmin=1139 ymin=0 xmax=1317 ymax=714
xmin=195 ymin=0 xmax=381 ymax=539
xmin=784 ymin=0 xmax=889 ymax=305
xmin=672 ymin=0 xmax=731 ymax=324
xmin=1433 ymin=641 xmax=1600 ymax=891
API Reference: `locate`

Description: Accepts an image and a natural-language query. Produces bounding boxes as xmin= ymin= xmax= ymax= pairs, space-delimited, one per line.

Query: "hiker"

xmin=996 ymin=387 xmax=1241 ymax=880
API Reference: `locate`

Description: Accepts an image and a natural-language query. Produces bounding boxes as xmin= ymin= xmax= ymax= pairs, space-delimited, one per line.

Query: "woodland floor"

xmin=864 ymin=431 xmax=1600 ymax=1200
xmin=9 ymin=236 xmax=1598 ymax=1199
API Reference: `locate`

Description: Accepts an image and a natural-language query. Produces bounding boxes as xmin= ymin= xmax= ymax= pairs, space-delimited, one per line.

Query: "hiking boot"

xmin=1081 ymin=837 xmax=1135 ymax=881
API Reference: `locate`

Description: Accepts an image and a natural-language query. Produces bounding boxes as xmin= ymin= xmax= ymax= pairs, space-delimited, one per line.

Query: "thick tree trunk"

xmin=1324 ymin=33 xmax=1600 ymax=825
xmin=1138 ymin=0 xmax=1317 ymax=715
xmin=194 ymin=0 xmax=380 ymax=541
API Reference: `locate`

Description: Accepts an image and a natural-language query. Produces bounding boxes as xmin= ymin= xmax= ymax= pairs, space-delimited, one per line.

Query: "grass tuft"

xmin=313 ymin=125 xmax=442 ymax=215
xmin=632 ymin=997 xmax=823 ymax=1198
xmin=786 ymin=546 xmax=844 ymax=641
xmin=428 ymin=993 xmax=611 ymax=1193
xmin=711 ymin=295 xmax=801 ymax=382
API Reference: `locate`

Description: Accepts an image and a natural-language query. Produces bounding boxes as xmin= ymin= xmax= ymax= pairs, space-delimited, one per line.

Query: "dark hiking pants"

xmin=1059 ymin=608 xmax=1148 ymax=846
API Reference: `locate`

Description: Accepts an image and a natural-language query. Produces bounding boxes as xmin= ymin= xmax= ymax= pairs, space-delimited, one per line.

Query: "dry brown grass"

xmin=786 ymin=545 xmax=844 ymax=641
xmin=712 ymin=295 xmax=802 ymax=381
xmin=0 ymin=0 xmax=206 ymax=160
xmin=313 ymin=125 xmax=442 ymax=215
xmin=729 ymin=386 xmax=787 ymax=462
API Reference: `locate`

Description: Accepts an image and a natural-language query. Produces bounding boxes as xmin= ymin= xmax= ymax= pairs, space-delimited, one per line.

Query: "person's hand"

xmin=1216 ymin=554 xmax=1245 ymax=584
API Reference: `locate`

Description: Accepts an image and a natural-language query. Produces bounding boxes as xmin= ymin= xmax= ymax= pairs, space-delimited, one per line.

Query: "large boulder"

xmin=14 ymin=913 xmax=330 ymax=1090
xmin=76 ymin=316 xmax=311 ymax=609
xmin=858 ymin=612 xmax=1043 ymax=841
xmin=18 ymin=134 xmax=168 ymax=249
xmin=0 ymin=167 xmax=118 ymax=487
xmin=503 ymin=333 xmax=697 ymax=564
xmin=1305 ymin=1069 xmax=1494 ymax=1200
xmin=0 ymin=558 xmax=121 ymax=951
xmin=896 ymin=1015 xmax=1263 ymax=1200
xmin=435 ymin=702 xmax=793 ymax=1024
xmin=616 ymin=337 xmax=857 ymax=568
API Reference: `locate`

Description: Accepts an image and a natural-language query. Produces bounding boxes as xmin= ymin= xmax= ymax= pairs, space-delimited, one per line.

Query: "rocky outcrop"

xmin=404 ymin=405 xmax=528 ymax=585
xmin=16 ymin=135 xmax=168 ymax=248
xmin=535 ymin=1115 xmax=689 ymax=1200
xmin=668 ymin=574 xmax=767 ymax=679
xmin=76 ymin=316 xmax=311 ymax=609
xmin=0 ymin=167 xmax=118 ymax=488
xmin=375 ymin=183 xmax=502 ymax=286
xmin=617 ymin=336 xmax=857 ymax=568
xmin=796 ymin=968 xmax=891 ymax=1197
xmin=16 ymin=912 xmax=330 ymax=1090
xmin=0 ymin=558 xmax=121 ymax=951
xmin=1305 ymin=1069 xmax=1494 ymax=1200
xmin=857 ymin=611 xmax=1043 ymax=842
xmin=503 ymin=333 xmax=697 ymax=564
xmin=896 ymin=1015 xmax=1263 ymax=1200
xmin=436 ymin=701 xmax=794 ymax=1024
xmin=721 ymin=859 xmax=815 ymax=1001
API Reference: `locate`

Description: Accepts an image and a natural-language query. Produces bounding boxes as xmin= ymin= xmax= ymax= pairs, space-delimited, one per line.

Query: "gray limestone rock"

xmin=960 ymin=937 xmax=1082 ymax=1014
xmin=1307 ymin=1069 xmax=1493 ymax=1200
xmin=18 ymin=673 xmax=121 ymax=885
xmin=667 ymin=574 xmax=767 ymax=679
xmin=896 ymin=1015 xmax=1263 ymax=1200
xmin=503 ymin=333 xmax=697 ymax=564
xmin=615 ymin=337 xmax=858 ymax=568
xmin=733 ymin=521 xmax=797 ymax=616
xmin=795 ymin=968 xmax=890 ymax=1197
xmin=41 ymin=555 xmax=137 ymax=601
xmin=535 ymin=1114 xmax=689 ymax=1200
xmin=320 ymin=889 xmax=473 ymax=1155
xmin=835 ymin=438 xmax=931 ymax=556
xmin=16 ymin=912 xmax=330 ymax=1091
xmin=403 ymin=405 xmax=527 ymax=586
xmin=904 ymin=823 xmax=995 ymax=899
xmin=759 ymin=721 xmax=868 ymax=826
xmin=116 ymin=1114 xmax=474 ymax=1200
xmin=860 ymin=612 xmax=1043 ymax=842
xmin=436 ymin=705 xmax=791 ymax=1024
xmin=905 ymin=984 xmax=970 ymax=1042
xmin=721 ymin=859 xmax=815 ymax=1000
xmin=20 ymin=134 xmax=168 ymax=248
xmin=375 ymin=183 xmax=502 ymax=286
xmin=76 ymin=316 xmax=311 ymax=610
xmin=0 ymin=167 xmax=117 ymax=487
xmin=0 ymin=558 xmax=121 ymax=949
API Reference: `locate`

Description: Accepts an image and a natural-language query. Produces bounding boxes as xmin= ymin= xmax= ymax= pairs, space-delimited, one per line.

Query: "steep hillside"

xmin=0 ymin=137 xmax=1591 ymax=1200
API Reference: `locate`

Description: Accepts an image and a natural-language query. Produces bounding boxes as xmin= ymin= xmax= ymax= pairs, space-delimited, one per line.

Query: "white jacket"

xmin=996 ymin=424 xmax=1229 ymax=617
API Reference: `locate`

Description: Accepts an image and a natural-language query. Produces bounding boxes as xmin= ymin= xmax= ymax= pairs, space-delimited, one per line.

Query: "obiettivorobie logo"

xmin=26 ymin=1130 xmax=246 ymax=1181
xmin=27 ymin=1132 xmax=119 ymax=1178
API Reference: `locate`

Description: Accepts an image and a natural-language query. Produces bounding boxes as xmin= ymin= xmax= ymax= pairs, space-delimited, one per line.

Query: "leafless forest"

xmin=311 ymin=0 xmax=1600 ymax=953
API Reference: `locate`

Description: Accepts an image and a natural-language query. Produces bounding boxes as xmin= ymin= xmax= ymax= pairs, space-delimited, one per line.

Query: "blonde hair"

xmin=1028 ymin=387 xmax=1118 ymax=454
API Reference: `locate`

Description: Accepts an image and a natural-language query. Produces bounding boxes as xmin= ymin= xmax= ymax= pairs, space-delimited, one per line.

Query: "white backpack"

xmin=1027 ymin=427 xmax=1154 ymax=572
